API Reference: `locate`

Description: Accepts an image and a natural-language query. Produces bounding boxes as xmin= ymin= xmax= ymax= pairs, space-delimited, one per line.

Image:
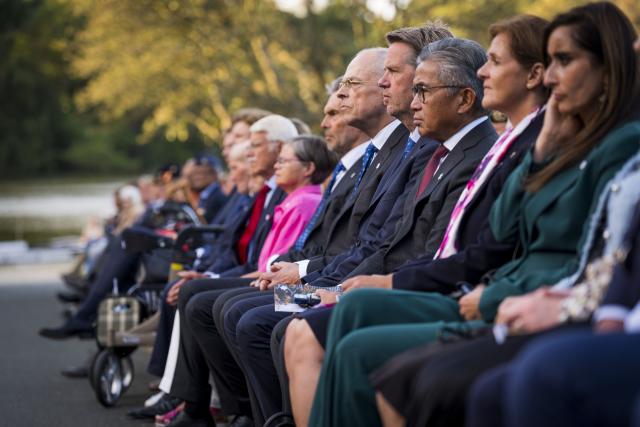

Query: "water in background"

xmin=0 ymin=177 xmax=130 ymax=246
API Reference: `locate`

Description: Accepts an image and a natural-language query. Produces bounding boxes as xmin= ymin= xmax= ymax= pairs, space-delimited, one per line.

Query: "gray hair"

xmin=353 ymin=47 xmax=387 ymax=79
xmin=286 ymin=135 xmax=339 ymax=185
xmin=250 ymin=114 xmax=299 ymax=144
xmin=325 ymin=75 xmax=343 ymax=95
xmin=417 ymin=38 xmax=487 ymax=114
xmin=228 ymin=140 xmax=250 ymax=162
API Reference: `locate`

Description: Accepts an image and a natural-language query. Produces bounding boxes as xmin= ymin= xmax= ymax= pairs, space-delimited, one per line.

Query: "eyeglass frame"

xmin=411 ymin=84 xmax=466 ymax=103
xmin=275 ymin=156 xmax=308 ymax=166
xmin=339 ymin=77 xmax=378 ymax=90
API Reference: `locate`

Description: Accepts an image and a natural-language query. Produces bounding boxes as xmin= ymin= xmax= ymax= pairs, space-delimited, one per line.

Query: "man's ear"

xmin=457 ymin=88 xmax=476 ymax=114
xmin=526 ymin=63 xmax=545 ymax=90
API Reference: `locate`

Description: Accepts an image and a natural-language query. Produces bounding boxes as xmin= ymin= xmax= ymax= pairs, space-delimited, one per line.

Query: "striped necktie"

xmin=293 ymin=161 xmax=346 ymax=250
xmin=351 ymin=143 xmax=378 ymax=196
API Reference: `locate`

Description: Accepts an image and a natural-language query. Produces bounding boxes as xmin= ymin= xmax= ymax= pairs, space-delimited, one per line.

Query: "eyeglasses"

xmin=276 ymin=157 xmax=305 ymax=166
xmin=411 ymin=84 xmax=465 ymax=103
xmin=339 ymin=78 xmax=377 ymax=90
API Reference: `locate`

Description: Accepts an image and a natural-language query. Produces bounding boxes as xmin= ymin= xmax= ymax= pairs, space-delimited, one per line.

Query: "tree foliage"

xmin=1 ymin=0 xmax=637 ymax=178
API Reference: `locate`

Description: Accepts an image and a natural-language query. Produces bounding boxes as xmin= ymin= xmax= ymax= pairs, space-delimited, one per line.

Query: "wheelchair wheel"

xmin=91 ymin=350 xmax=124 ymax=407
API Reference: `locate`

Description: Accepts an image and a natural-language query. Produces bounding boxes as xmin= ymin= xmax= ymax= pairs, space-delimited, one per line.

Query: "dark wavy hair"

xmin=526 ymin=2 xmax=639 ymax=192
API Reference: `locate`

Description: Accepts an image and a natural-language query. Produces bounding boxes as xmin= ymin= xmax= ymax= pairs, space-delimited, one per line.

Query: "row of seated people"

xmin=43 ymin=107 xmax=314 ymax=340
xmin=43 ymin=2 xmax=640 ymax=426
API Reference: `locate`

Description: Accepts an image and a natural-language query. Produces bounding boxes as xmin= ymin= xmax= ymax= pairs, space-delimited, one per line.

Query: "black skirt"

xmin=295 ymin=305 xmax=334 ymax=348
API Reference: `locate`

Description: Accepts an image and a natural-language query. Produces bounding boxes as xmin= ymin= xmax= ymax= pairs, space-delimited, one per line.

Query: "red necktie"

xmin=236 ymin=184 xmax=270 ymax=264
xmin=416 ymin=144 xmax=449 ymax=198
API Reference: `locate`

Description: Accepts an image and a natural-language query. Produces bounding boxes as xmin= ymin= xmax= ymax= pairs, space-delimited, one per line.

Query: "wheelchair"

xmin=89 ymin=202 xmax=225 ymax=407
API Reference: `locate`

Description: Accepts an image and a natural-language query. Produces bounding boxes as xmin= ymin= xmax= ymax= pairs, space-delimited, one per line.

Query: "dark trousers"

xmin=270 ymin=316 xmax=294 ymax=413
xmin=223 ymin=298 xmax=292 ymax=422
xmin=468 ymin=329 xmax=640 ymax=427
xmin=169 ymin=278 xmax=252 ymax=414
xmin=76 ymin=235 xmax=140 ymax=322
xmin=147 ymin=279 xmax=178 ymax=377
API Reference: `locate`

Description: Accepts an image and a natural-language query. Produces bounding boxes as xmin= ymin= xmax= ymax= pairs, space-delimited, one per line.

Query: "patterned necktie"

xmin=415 ymin=144 xmax=449 ymax=198
xmin=293 ymin=161 xmax=346 ymax=250
xmin=401 ymin=135 xmax=417 ymax=161
xmin=351 ymin=143 xmax=379 ymax=196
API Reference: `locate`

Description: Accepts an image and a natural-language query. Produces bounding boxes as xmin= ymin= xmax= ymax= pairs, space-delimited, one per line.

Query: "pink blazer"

xmin=258 ymin=184 xmax=322 ymax=272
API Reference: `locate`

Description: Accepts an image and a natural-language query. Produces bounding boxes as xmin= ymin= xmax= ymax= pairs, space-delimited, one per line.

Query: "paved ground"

xmin=0 ymin=264 xmax=157 ymax=426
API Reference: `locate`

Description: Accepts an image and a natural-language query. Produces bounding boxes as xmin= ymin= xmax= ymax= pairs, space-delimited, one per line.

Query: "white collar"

xmin=409 ymin=127 xmax=421 ymax=142
xmin=371 ymin=119 xmax=402 ymax=151
xmin=265 ymin=175 xmax=277 ymax=190
xmin=442 ymin=116 xmax=488 ymax=152
xmin=340 ymin=142 xmax=369 ymax=170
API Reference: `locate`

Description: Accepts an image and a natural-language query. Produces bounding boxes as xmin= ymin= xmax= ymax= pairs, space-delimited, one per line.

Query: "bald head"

xmin=335 ymin=48 xmax=393 ymax=136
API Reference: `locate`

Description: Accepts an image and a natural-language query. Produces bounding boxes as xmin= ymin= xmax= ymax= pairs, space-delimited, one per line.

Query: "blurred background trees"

xmin=1 ymin=0 xmax=638 ymax=178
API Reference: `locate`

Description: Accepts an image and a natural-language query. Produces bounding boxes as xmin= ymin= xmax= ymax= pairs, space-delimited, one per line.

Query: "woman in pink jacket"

xmin=258 ymin=135 xmax=338 ymax=272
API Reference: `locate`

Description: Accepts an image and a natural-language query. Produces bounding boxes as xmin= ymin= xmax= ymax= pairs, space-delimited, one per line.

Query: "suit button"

xmin=611 ymin=183 xmax=620 ymax=193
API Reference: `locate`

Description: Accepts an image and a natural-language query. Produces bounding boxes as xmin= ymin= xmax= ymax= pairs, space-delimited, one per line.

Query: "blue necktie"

xmin=293 ymin=161 xmax=346 ymax=250
xmin=351 ymin=143 xmax=378 ymax=196
xmin=401 ymin=135 xmax=417 ymax=160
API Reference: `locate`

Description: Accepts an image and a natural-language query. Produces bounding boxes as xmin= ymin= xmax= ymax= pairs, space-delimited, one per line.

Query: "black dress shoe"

xmin=56 ymin=290 xmax=83 ymax=304
xmin=61 ymin=365 xmax=88 ymax=378
xmin=38 ymin=319 xmax=94 ymax=340
xmin=166 ymin=411 xmax=215 ymax=427
xmin=127 ymin=394 xmax=182 ymax=420
xmin=228 ymin=415 xmax=253 ymax=427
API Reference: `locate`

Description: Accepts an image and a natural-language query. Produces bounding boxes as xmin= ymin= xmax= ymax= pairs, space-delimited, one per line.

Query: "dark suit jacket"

xmin=199 ymin=182 xmax=230 ymax=223
xmin=305 ymin=122 xmax=409 ymax=272
xmin=304 ymin=137 xmax=438 ymax=285
xmin=275 ymin=154 xmax=363 ymax=263
xmin=392 ymin=113 xmax=544 ymax=294
xmin=218 ymin=187 xmax=287 ymax=277
xmin=200 ymin=191 xmax=253 ymax=273
xmin=343 ymin=119 xmax=497 ymax=278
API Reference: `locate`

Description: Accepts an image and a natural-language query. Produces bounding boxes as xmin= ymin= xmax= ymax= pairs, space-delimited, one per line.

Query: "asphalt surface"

xmin=0 ymin=270 xmax=157 ymax=427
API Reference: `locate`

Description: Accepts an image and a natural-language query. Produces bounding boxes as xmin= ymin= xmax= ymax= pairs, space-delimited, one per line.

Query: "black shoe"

xmin=61 ymin=365 xmax=88 ymax=378
xmin=127 ymin=394 xmax=182 ymax=420
xmin=166 ymin=411 xmax=215 ymax=427
xmin=228 ymin=415 xmax=253 ymax=427
xmin=38 ymin=319 xmax=94 ymax=340
xmin=62 ymin=273 xmax=89 ymax=292
xmin=56 ymin=290 xmax=83 ymax=304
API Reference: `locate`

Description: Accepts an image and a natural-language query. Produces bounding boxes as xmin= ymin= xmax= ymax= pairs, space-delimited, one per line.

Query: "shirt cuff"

xmin=593 ymin=305 xmax=629 ymax=323
xmin=295 ymin=259 xmax=310 ymax=278
xmin=203 ymin=272 xmax=220 ymax=279
xmin=266 ymin=254 xmax=280 ymax=271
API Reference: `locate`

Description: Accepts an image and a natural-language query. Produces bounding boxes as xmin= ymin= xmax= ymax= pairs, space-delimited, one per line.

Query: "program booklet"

xmin=274 ymin=283 xmax=342 ymax=312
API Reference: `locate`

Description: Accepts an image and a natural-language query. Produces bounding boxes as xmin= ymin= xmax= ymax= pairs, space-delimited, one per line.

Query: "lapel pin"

xmin=579 ymin=160 xmax=587 ymax=170
xmin=376 ymin=162 xmax=381 ymax=169
xmin=510 ymin=152 xmax=517 ymax=159
xmin=266 ymin=214 xmax=271 ymax=221
xmin=438 ymin=173 xmax=443 ymax=180
xmin=350 ymin=172 xmax=356 ymax=178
